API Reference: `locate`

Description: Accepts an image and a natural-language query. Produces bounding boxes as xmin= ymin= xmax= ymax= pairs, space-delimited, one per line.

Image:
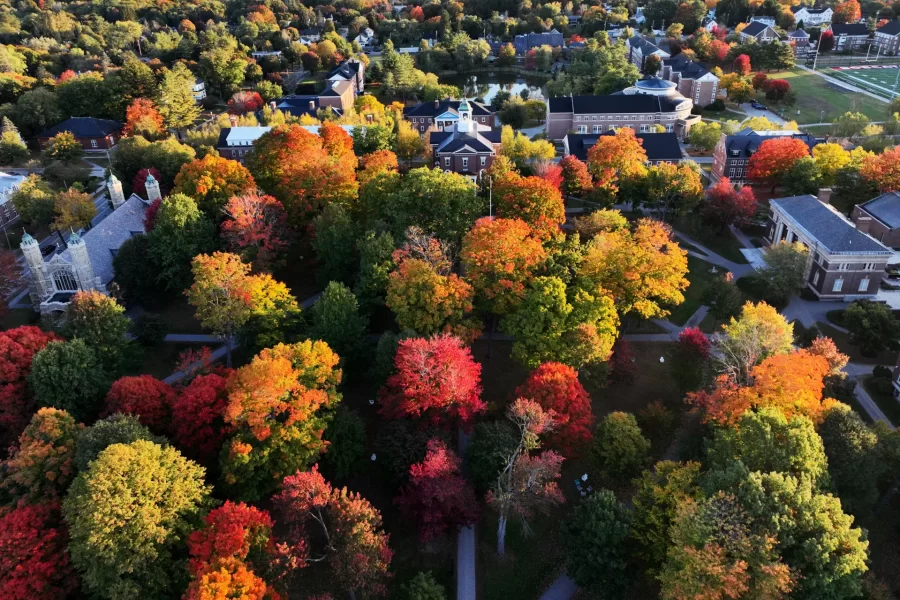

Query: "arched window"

xmin=53 ymin=269 xmax=78 ymax=292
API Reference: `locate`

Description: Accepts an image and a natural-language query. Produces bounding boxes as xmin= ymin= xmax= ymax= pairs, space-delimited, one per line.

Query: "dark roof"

xmin=663 ymin=54 xmax=711 ymax=79
xmin=831 ymin=23 xmax=869 ymax=36
xmin=771 ymin=195 xmax=891 ymax=255
xmin=272 ymin=95 xmax=344 ymax=118
xmin=788 ymin=29 xmax=810 ymax=38
xmin=403 ymin=98 xmax=492 ymax=118
xmin=217 ymin=128 xmax=230 ymax=148
xmin=38 ymin=117 xmax=123 ymax=139
xmin=859 ymin=192 xmax=900 ymax=229
xmin=566 ymin=132 xmax=682 ymax=162
xmin=877 ymin=21 xmax=900 ymax=36
xmin=329 ymin=60 xmax=361 ymax=79
xmin=548 ymin=94 xmax=681 ymax=115
xmin=791 ymin=5 xmax=830 ymax=13
xmin=430 ymin=130 xmax=501 ymax=154
xmin=724 ymin=129 xmax=817 ymax=158
xmin=741 ymin=21 xmax=773 ymax=37
xmin=628 ymin=35 xmax=664 ymax=54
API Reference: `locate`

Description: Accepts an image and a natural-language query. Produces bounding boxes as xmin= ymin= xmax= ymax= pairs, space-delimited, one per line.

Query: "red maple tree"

xmin=558 ymin=155 xmax=593 ymax=198
xmin=514 ymin=362 xmax=593 ymax=458
xmin=396 ymin=439 xmax=479 ymax=542
xmin=123 ymin=98 xmax=165 ymax=139
xmin=379 ymin=334 xmax=486 ymax=427
xmin=187 ymin=501 xmax=274 ymax=575
xmin=0 ymin=502 xmax=78 ymax=600
xmin=703 ymin=177 xmax=757 ymax=231
xmin=228 ymin=91 xmax=265 ymax=115
xmin=533 ymin=161 xmax=563 ymax=190
xmin=764 ymin=79 xmax=791 ymax=103
xmin=170 ymin=371 xmax=233 ymax=465
xmin=752 ymin=72 xmax=768 ymax=90
xmin=733 ymin=54 xmax=751 ymax=76
xmin=748 ymin=137 xmax=810 ymax=192
xmin=0 ymin=326 xmax=60 ymax=450
xmin=104 ymin=375 xmax=176 ymax=434
xmin=221 ymin=193 xmax=293 ymax=272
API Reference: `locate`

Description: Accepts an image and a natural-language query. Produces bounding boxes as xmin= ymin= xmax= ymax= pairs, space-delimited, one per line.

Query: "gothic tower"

xmin=108 ymin=173 xmax=125 ymax=209
xmin=145 ymin=173 xmax=162 ymax=203
xmin=67 ymin=232 xmax=97 ymax=292
xmin=21 ymin=231 xmax=50 ymax=309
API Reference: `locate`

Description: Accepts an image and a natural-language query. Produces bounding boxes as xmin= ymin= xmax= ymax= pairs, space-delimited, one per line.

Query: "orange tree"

xmin=748 ymin=137 xmax=810 ymax=193
xmin=493 ymin=172 xmax=565 ymax=236
xmin=860 ymin=146 xmax=900 ymax=193
xmin=460 ymin=217 xmax=548 ymax=315
xmin=585 ymin=128 xmax=648 ymax=202
xmin=123 ymin=98 xmax=165 ymax=140
xmin=220 ymin=340 xmax=342 ymax=501
xmin=173 ymin=154 xmax=256 ymax=216
xmin=579 ymin=218 xmax=689 ymax=320
xmin=244 ymin=123 xmax=358 ymax=227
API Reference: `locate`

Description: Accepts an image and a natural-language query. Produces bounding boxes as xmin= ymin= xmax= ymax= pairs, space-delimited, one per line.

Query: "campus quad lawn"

xmin=754 ymin=68 xmax=888 ymax=124
xmin=666 ymin=255 xmax=721 ymax=326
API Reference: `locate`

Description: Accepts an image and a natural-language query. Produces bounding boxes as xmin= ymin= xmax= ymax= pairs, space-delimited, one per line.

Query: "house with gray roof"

xmin=767 ymin=194 xmax=893 ymax=299
xmin=626 ymin=35 xmax=670 ymax=69
xmin=426 ymin=99 xmax=500 ymax=178
xmin=739 ymin=21 xmax=779 ymax=43
xmin=852 ymin=192 xmax=900 ymax=248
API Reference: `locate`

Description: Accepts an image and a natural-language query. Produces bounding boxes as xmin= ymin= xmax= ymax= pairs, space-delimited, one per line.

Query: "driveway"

xmin=735 ymin=103 xmax=787 ymax=125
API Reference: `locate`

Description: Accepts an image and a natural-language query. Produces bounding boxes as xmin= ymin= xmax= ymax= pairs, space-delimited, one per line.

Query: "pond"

xmin=439 ymin=72 xmax=548 ymax=105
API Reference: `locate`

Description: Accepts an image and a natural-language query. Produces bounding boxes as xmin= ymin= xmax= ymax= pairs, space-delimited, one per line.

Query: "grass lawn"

xmin=150 ymin=297 xmax=205 ymax=334
xmin=757 ymin=68 xmax=888 ymax=124
xmin=817 ymin=322 xmax=900 ymax=366
xmin=126 ymin=342 xmax=211 ymax=379
xmin=862 ymin=374 xmax=900 ymax=424
xmin=667 ymin=255 xmax=720 ymax=326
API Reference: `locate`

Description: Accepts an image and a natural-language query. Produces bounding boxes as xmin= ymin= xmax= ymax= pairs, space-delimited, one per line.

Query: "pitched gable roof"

xmin=831 ymin=23 xmax=869 ymax=36
xmin=859 ymin=192 xmax=900 ymax=229
xmin=877 ymin=20 xmax=900 ymax=36
xmin=741 ymin=21 xmax=774 ymax=37
xmin=566 ymin=132 xmax=682 ymax=162
xmin=772 ymin=195 xmax=891 ymax=254
xmin=39 ymin=117 xmax=123 ymax=139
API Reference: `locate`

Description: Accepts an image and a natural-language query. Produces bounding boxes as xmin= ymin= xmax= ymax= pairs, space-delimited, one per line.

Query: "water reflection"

xmin=439 ymin=72 xmax=547 ymax=105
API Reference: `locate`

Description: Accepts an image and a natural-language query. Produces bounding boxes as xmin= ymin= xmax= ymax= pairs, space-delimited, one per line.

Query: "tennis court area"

xmin=827 ymin=65 xmax=900 ymax=99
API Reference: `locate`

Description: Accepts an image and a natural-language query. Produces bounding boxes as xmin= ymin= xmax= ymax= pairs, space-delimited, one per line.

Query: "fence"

xmin=808 ymin=46 xmax=900 ymax=69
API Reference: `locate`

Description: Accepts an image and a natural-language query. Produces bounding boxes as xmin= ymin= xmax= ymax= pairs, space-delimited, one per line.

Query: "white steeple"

xmin=144 ymin=172 xmax=161 ymax=203
xmin=67 ymin=231 xmax=98 ymax=292
xmin=21 ymin=231 xmax=51 ymax=309
xmin=457 ymin=98 xmax=474 ymax=133
xmin=108 ymin=173 xmax=125 ymax=209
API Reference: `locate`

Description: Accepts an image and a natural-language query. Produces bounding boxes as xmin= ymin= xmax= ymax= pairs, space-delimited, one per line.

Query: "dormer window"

xmin=730 ymin=149 xmax=740 ymax=156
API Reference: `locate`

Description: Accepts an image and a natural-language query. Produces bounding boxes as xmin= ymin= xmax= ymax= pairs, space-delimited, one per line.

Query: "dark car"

xmin=751 ymin=101 xmax=768 ymax=110
xmin=41 ymin=243 xmax=57 ymax=257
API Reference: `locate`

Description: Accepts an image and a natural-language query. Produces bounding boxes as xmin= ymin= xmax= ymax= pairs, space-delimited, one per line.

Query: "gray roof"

xmin=877 ymin=21 xmax=900 ymax=36
xmin=60 ymin=195 xmax=147 ymax=284
xmin=831 ymin=23 xmax=869 ymax=36
xmin=741 ymin=21 xmax=774 ymax=37
xmin=771 ymin=195 xmax=892 ymax=255
xmin=548 ymin=93 xmax=682 ymax=115
xmin=859 ymin=192 xmax=900 ymax=229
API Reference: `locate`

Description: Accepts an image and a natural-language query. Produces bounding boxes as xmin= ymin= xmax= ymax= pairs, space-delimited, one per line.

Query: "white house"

xmin=790 ymin=6 xmax=833 ymax=26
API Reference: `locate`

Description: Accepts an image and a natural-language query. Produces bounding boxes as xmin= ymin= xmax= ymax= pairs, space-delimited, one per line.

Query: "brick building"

xmin=37 ymin=117 xmax=123 ymax=150
xmin=403 ymin=98 xmax=494 ymax=133
xmin=427 ymin=99 xmax=501 ymax=178
xmin=563 ymin=132 xmax=683 ymax=164
xmin=852 ymin=192 xmax=900 ymax=248
xmin=660 ymin=55 xmax=720 ymax=107
xmin=711 ymin=128 xmax=817 ymax=184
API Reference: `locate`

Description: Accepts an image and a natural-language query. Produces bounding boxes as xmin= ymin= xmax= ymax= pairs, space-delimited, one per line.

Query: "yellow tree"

xmin=174 ymin=154 xmax=256 ymax=216
xmin=186 ymin=252 xmax=255 ymax=367
xmin=585 ymin=128 xmax=648 ymax=202
xmin=579 ymin=218 xmax=689 ymax=319
xmin=812 ymin=143 xmax=850 ymax=187
xmin=643 ymin=162 xmax=704 ymax=220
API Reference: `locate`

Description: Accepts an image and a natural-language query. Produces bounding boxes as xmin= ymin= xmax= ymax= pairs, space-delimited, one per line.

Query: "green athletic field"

xmin=826 ymin=65 xmax=900 ymax=99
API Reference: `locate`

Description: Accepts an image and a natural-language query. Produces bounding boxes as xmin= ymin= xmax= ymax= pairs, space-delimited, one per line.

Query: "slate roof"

xmin=403 ymin=98 xmax=492 ymax=118
xmin=60 ymin=195 xmax=148 ymax=284
xmin=771 ymin=195 xmax=892 ymax=255
xmin=859 ymin=192 xmax=900 ymax=229
xmin=791 ymin=6 xmax=830 ymax=14
xmin=430 ymin=130 xmax=501 ymax=154
xmin=741 ymin=21 xmax=773 ymax=37
xmin=548 ymin=94 xmax=682 ymax=114
xmin=272 ymin=95 xmax=344 ymax=118
xmin=328 ymin=60 xmax=361 ymax=80
xmin=788 ymin=29 xmax=811 ymax=38
xmin=831 ymin=23 xmax=869 ymax=36
xmin=724 ymin=128 xmax=817 ymax=158
xmin=877 ymin=21 xmax=900 ymax=36
xmin=628 ymin=35 xmax=666 ymax=55
xmin=566 ymin=132 xmax=682 ymax=162
xmin=38 ymin=117 xmax=123 ymax=139
xmin=663 ymin=55 xmax=712 ymax=79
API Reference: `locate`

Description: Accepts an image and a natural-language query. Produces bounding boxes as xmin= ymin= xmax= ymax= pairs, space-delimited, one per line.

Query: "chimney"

xmin=269 ymin=101 xmax=276 ymax=110
xmin=434 ymin=99 xmax=440 ymax=109
xmin=229 ymin=114 xmax=237 ymax=126
xmin=817 ymin=188 xmax=832 ymax=205
xmin=309 ymin=100 xmax=315 ymax=110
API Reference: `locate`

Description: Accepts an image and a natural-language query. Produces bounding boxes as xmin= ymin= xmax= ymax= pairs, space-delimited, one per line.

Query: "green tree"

xmin=819 ymin=402 xmax=883 ymax=515
xmin=687 ymin=120 xmax=723 ymax=152
xmin=843 ymin=299 xmax=900 ymax=356
xmin=466 ymin=420 xmax=520 ymax=493
xmin=312 ymin=203 xmax=359 ymax=287
xmin=592 ymin=412 xmax=651 ymax=481
xmin=13 ymin=88 xmax=61 ymax=136
xmin=717 ymin=301 xmax=794 ymax=384
xmin=400 ymin=571 xmax=446 ymax=600
xmin=30 ymin=339 xmax=109 ymax=422
xmin=63 ymin=291 xmax=131 ymax=373
xmin=63 ymin=440 xmax=211 ymax=600
xmin=757 ymin=241 xmax=809 ymax=305
xmin=832 ymin=111 xmax=870 ymax=140
xmin=501 ymin=276 xmax=619 ymax=369
xmin=309 ymin=281 xmax=368 ymax=364
xmin=355 ymin=230 xmax=395 ymax=313
xmin=158 ymin=63 xmax=202 ymax=130
xmin=112 ymin=235 xmax=163 ymax=306
xmin=0 ymin=129 xmax=27 ymax=165
xmin=561 ymin=490 xmax=633 ymax=593
xmin=11 ymin=174 xmax=55 ymax=225
xmin=631 ymin=461 xmax=703 ymax=570
xmin=705 ymin=407 xmax=828 ymax=484
xmin=782 ymin=156 xmax=822 ymax=196
xmin=148 ymin=193 xmax=217 ymax=291
xmin=321 ymin=405 xmax=366 ymax=480
xmin=75 ymin=413 xmax=165 ymax=472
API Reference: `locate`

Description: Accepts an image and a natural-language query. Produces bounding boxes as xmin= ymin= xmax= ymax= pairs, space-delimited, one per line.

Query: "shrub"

xmin=131 ymin=313 xmax=168 ymax=346
xmin=466 ymin=420 xmax=519 ymax=493
xmin=321 ymin=405 xmax=366 ymax=480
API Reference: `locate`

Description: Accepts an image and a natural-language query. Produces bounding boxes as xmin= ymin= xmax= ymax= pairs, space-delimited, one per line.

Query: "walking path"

xmin=845 ymin=362 xmax=892 ymax=425
xmin=672 ymin=231 xmax=755 ymax=278
xmin=539 ymin=575 xmax=578 ymax=600
xmin=456 ymin=429 xmax=476 ymax=600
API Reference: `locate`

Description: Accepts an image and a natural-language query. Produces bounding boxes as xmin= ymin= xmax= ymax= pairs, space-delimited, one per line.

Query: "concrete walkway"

xmin=457 ymin=429 xmax=476 ymax=600
xmin=539 ymin=574 xmax=578 ymax=600
xmin=673 ymin=231 xmax=754 ymax=278
xmin=845 ymin=362 xmax=893 ymax=425
xmin=163 ymin=344 xmax=229 ymax=385
xmin=163 ymin=333 xmax=221 ymax=343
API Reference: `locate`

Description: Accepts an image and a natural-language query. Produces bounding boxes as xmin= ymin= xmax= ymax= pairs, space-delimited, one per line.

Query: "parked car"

xmin=41 ymin=243 xmax=57 ymax=257
xmin=751 ymin=101 xmax=768 ymax=110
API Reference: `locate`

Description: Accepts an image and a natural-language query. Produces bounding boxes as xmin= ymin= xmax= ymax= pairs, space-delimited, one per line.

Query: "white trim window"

xmin=91 ymin=139 xmax=98 ymax=148
xmin=859 ymin=278 xmax=870 ymax=292
xmin=444 ymin=157 xmax=450 ymax=167
xmin=578 ymin=125 xmax=587 ymax=133
xmin=833 ymin=278 xmax=844 ymax=292
xmin=462 ymin=157 xmax=468 ymax=169
xmin=480 ymin=156 xmax=486 ymax=166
